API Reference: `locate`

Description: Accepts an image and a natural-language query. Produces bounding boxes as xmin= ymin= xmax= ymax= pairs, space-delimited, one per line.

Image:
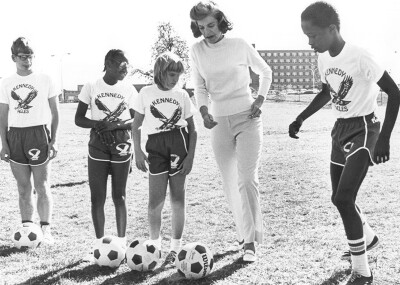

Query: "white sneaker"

xmin=41 ymin=225 xmax=55 ymax=245
xmin=243 ymin=249 xmax=257 ymax=262
xmin=227 ymin=239 xmax=244 ymax=251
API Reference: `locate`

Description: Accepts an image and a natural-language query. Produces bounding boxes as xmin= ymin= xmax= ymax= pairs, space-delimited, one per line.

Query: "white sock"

xmin=117 ymin=236 xmax=127 ymax=246
xmin=150 ymin=236 xmax=162 ymax=250
xmin=170 ymin=238 xmax=181 ymax=253
xmin=349 ymin=236 xmax=371 ymax=277
xmin=356 ymin=205 xmax=376 ymax=245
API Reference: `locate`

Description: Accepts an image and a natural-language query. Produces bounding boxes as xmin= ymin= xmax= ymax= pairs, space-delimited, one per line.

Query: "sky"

xmin=0 ymin=0 xmax=399 ymax=91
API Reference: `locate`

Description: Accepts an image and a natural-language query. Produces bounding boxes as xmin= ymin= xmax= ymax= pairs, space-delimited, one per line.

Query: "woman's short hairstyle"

xmin=103 ymin=49 xmax=127 ymax=72
xmin=11 ymin=37 xmax=34 ymax=55
xmin=301 ymin=1 xmax=340 ymax=31
xmin=190 ymin=1 xmax=233 ymax=38
xmin=153 ymin=52 xmax=185 ymax=90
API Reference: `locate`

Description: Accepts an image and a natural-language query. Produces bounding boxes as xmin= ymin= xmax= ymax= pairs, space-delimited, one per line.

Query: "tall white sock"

xmin=356 ymin=205 xmax=376 ymax=245
xmin=349 ymin=236 xmax=371 ymax=277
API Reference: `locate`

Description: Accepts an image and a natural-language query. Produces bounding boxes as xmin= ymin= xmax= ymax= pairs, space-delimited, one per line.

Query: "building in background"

xmin=250 ymin=48 xmax=321 ymax=92
xmin=63 ymin=85 xmax=84 ymax=102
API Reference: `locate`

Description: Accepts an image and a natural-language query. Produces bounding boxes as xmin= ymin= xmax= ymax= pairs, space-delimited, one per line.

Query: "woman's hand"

xmin=203 ymin=113 xmax=218 ymax=129
xmin=249 ymin=95 xmax=264 ymax=119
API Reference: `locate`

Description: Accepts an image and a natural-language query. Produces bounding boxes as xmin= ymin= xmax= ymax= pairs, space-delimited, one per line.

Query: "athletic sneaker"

xmin=41 ymin=225 xmax=55 ymax=245
xmin=162 ymin=251 xmax=177 ymax=267
xmin=341 ymin=236 xmax=379 ymax=261
xmin=227 ymin=239 xmax=244 ymax=251
xmin=344 ymin=271 xmax=373 ymax=284
xmin=243 ymin=249 xmax=257 ymax=262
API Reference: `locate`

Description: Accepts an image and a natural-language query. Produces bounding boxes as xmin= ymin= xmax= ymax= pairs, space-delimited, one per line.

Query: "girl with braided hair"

xmin=75 ymin=49 xmax=137 ymax=259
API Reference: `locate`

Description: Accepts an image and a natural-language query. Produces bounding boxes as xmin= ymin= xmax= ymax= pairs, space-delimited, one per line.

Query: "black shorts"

xmin=331 ymin=113 xmax=380 ymax=167
xmin=7 ymin=125 xmax=51 ymax=166
xmin=146 ymin=128 xmax=189 ymax=176
xmin=88 ymin=129 xmax=132 ymax=163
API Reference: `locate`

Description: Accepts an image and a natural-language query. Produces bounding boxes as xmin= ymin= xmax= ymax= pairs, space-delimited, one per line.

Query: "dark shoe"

xmin=345 ymin=271 xmax=373 ymax=284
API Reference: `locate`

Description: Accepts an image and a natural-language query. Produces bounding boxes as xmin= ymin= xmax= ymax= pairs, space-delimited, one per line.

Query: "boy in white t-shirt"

xmin=289 ymin=2 xmax=400 ymax=284
xmin=0 ymin=37 xmax=60 ymax=244
xmin=75 ymin=49 xmax=137 ymax=255
xmin=132 ymin=52 xmax=197 ymax=267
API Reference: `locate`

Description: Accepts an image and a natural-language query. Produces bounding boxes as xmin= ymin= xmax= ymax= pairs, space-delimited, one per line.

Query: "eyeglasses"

xmin=16 ymin=54 xmax=34 ymax=60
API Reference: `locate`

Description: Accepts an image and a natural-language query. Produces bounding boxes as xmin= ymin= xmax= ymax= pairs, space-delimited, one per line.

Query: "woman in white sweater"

xmin=189 ymin=1 xmax=272 ymax=262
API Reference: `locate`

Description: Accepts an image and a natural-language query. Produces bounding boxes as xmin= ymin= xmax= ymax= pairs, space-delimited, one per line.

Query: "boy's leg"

xmin=31 ymin=162 xmax=52 ymax=225
xmin=148 ymin=173 xmax=168 ymax=241
xmin=88 ymin=158 xmax=109 ymax=238
xmin=110 ymin=160 xmax=130 ymax=239
xmin=10 ymin=162 xmax=34 ymax=223
xmin=333 ymin=150 xmax=371 ymax=277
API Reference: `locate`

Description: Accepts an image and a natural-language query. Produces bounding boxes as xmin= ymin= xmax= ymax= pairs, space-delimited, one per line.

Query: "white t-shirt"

xmin=134 ymin=84 xmax=196 ymax=135
xmin=78 ymin=78 xmax=137 ymax=122
xmin=0 ymin=73 xmax=57 ymax=127
xmin=318 ymin=43 xmax=384 ymax=118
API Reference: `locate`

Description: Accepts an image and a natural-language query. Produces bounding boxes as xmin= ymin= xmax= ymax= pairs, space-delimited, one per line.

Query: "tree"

xmin=131 ymin=22 xmax=190 ymax=85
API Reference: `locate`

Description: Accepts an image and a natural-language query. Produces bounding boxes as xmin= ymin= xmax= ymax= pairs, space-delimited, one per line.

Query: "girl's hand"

xmin=178 ymin=156 xmax=194 ymax=175
xmin=95 ymin=121 xmax=117 ymax=133
xmin=0 ymin=145 xmax=10 ymax=162
xmin=203 ymin=113 xmax=218 ymax=129
xmin=135 ymin=150 xmax=149 ymax=172
xmin=249 ymin=95 xmax=264 ymax=119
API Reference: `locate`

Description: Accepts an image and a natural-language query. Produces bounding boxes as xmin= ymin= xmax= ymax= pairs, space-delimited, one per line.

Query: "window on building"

xmin=299 ymin=52 xmax=303 ymax=56
xmin=293 ymin=79 xmax=297 ymax=82
xmin=299 ymin=59 xmax=303 ymax=63
xmin=273 ymin=66 xmax=278 ymax=70
xmin=280 ymin=79 xmax=284 ymax=83
xmin=280 ymin=59 xmax=284 ymax=63
xmin=273 ymin=52 xmax=277 ymax=56
xmin=285 ymin=59 xmax=290 ymax=63
xmin=279 ymin=72 xmax=284 ymax=76
xmin=279 ymin=52 xmax=284 ymax=56
xmin=261 ymin=52 xmax=265 ymax=57
xmin=274 ymin=72 xmax=278 ymax=76
xmin=267 ymin=60 xmax=271 ymax=64
xmin=267 ymin=52 xmax=272 ymax=56
xmin=286 ymin=79 xmax=291 ymax=83
xmin=298 ymin=66 xmax=303 ymax=69
xmin=311 ymin=58 xmax=316 ymax=62
xmin=293 ymin=72 xmax=297 ymax=76
xmin=286 ymin=52 xmax=290 ymax=56
xmin=280 ymin=66 xmax=284 ymax=69
xmin=273 ymin=59 xmax=278 ymax=63
xmin=285 ymin=66 xmax=290 ymax=70
xmin=299 ymin=72 xmax=303 ymax=76
xmin=299 ymin=78 xmax=303 ymax=82
xmin=305 ymin=78 xmax=310 ymax=82
xmin=292 ymin=59 xmax=297 ymax=63
xmin=286 ymin=72 xmax=290 ymax=76
xmin=305 ymin=72 xmax=309 ymax=76
xmin=273 ymin=79 xmax=278 ymax=83
xmin=292 ymin=52 xmax=297 ymax=56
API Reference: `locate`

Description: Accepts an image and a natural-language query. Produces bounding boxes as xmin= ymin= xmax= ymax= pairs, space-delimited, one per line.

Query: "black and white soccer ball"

xmin=11 ymin=223 xmax=43 ymax=250
xmin=176 ymin=242 xmax=214 ymax=279
xmin=126 ymin=238 xmax=160 ymax=271
xmin=93 ymin=235 xmax=125 ymax=268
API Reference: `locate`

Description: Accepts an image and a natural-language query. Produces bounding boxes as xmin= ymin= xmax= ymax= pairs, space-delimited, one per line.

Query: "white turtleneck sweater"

xmin=190 ymin=37 xmax=272 ymax=116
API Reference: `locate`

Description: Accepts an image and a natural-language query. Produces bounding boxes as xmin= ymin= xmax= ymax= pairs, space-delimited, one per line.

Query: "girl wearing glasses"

xmin=75 ymin=49 xmax=137 ymax=258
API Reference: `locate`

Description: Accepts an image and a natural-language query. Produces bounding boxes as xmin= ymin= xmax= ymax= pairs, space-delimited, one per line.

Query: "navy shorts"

xmin=7 ymin=125 xmax=51 ymax=166
xmin=88 ymin=129 xmax=132 ymax=163
xmin=331 ymin=113 xmax=380 ymax=167
xmin=146 ymin=128 xmax=189 ymax=176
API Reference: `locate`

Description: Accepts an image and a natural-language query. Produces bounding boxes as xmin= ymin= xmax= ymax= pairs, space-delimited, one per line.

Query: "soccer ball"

xmin=126 ymin=239 xmax=160 ymax=271
xmin=12 ymin=223 xmax=43 ymax=250
xmin=93 ymin=236 xmax=125 ymax=268
xmin=176 ymin=242 xmax=214 ymax=279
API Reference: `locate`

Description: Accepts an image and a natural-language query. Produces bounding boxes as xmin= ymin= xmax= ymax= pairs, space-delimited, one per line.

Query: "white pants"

xmin=211 ymin=110 xmax=263 ymax=244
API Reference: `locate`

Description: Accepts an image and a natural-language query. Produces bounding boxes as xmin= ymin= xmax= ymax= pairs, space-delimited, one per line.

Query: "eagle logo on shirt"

xmin=328 ymin=75 xmax=353 ymax=112
xmin=150 ymin=105 xmax=182 ymax=131
xmin=11 ymin=90 xmax=37 ymax=112
xmin=95 ymin=98 xmax=127 ymax=122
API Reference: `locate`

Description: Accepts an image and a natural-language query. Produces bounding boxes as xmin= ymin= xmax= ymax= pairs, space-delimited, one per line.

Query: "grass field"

xmin=0 ymin=102 xmax=399 ymax=285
